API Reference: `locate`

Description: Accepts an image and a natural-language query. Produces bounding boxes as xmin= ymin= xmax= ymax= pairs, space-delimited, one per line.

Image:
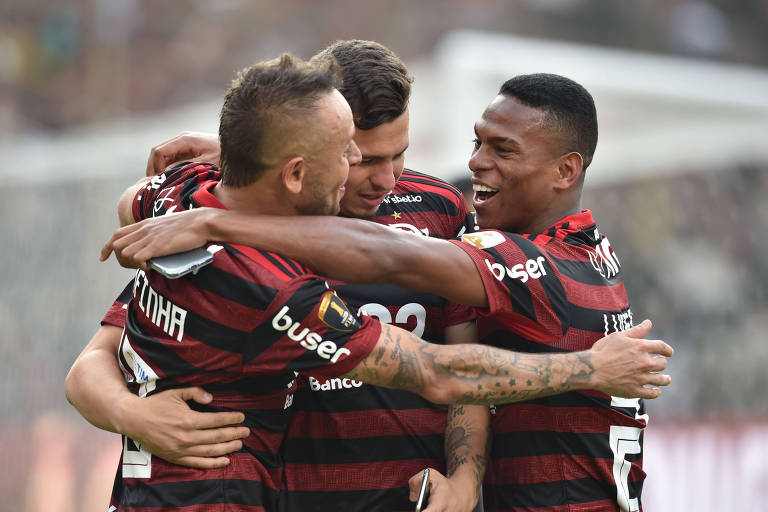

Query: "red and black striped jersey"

xmin=452 ymin=211 xmax=646 ymax=512
xmin=109 ymin=163 xmax=381 ymax=512
xmin=280 ymin=170 xmax=477 ymax=512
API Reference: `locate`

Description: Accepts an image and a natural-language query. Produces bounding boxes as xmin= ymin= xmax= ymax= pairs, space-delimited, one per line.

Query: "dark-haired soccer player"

xmin=104 ymin=73 xmax=662 ymax=512
xmin=69 ymin=53 xmax=670 ymax=512
xmin=70 ymin=40 xmax=481 ymax=512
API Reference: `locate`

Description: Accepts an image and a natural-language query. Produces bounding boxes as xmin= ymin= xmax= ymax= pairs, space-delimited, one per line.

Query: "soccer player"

xmin=70 ymin=40 xmax=481 ymax=512
xmin=103 ymin=73 xmax=663 ymax=511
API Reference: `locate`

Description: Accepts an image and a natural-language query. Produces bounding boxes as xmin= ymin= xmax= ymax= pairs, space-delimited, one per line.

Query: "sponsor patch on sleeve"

xmin=318 ymin=291 xmax=359 ymax=332
xmin=461 ymin=230 xmax=506 ymax=249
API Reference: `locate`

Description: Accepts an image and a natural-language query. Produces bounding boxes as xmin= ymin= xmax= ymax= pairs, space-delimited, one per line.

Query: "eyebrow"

xmin=361 ymin=144 xmax=409 ymax=161
xmin=474 ymin=125 xmax=521 ymax=147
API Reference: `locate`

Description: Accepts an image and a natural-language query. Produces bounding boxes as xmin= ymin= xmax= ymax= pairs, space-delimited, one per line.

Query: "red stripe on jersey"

xmin=124 ymin=451 xmax=283 ymax=487
xmin=487 ymin=498 xmax=622 ymax=512
xmin=287 ymin=408 xmax=446 ymax=439
xmin=230 ymin=245 xmax=296 ymax=282
xmin=491 ymin=404 xmax=646 ymax=434
xmin=489 ymin=454 xmax=645 ymax=486
xmin=117 ymin=507 xmax=267 ymax=512
xmin=561 ymin=275 xmax=629 ymax=311
xmin=284 ymin=459 xmax=441 ymax=491
xmin=398 ymin=171 xmax=465 ymax=205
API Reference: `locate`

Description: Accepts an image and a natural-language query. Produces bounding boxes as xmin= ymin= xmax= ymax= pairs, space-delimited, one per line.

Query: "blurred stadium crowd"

xmin=1 ymin=1 xmax=767 ymax=511
xmin=2 ymin=0 xmax=766 ymax=135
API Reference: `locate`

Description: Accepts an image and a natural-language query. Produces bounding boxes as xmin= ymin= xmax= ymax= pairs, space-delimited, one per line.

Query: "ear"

xmin=281 ymin=156 xmax=307 ymax=195
xmin=553 ymin=152 xmax=583 ymax=190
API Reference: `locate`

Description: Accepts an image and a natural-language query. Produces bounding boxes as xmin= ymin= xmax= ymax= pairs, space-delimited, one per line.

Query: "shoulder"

xmin=395 ymin=169 xmax=466 ymax=207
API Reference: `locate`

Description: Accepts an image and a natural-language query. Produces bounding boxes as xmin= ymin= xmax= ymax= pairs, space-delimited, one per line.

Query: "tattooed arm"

xmin=343 ymin=320 xmax=672 ymax=405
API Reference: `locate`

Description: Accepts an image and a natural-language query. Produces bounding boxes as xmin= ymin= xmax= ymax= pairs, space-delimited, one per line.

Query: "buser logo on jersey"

xmin=272 ymin=306 xmax=352 ymax=363
xmin=485 ymin=256 xmax=548 ymax=283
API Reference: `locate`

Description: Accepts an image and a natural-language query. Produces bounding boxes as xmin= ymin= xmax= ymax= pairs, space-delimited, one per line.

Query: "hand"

xmin=589 ymin=319 xmax=673 ymax=399
xmin=408 ymin=468 xmax=478 ymax=512
xmin=146 ymin=131 xmax=221 ymax=176
xmin=100 ymin=208 xmax=218 ymax=269
xmin=117 ymin=386 xmax=250 ymax=469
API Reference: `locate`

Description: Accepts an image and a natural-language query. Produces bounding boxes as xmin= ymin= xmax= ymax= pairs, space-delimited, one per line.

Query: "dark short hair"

xmin=313 ymin=40 xmax=412 ymax=130
xmin=219 ymin=53 xmax=342 ymax=187
xmin=499 ymin=73 xmax=598 ymax=171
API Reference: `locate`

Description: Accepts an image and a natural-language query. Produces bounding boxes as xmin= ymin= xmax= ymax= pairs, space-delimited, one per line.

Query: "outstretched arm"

xmin=101 ymin=209 xmax=490 ymax=307
xmin=65 ymin=325 xmax=250 ymax=468
xmin=344 ymin=320 xmax=672 ymax=405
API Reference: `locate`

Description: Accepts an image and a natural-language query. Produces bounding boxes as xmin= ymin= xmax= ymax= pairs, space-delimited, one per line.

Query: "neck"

xmin=520 ymin=197 xmax=581 ymax=235
xmin=213 ymin=179 xmax=298 ymax=216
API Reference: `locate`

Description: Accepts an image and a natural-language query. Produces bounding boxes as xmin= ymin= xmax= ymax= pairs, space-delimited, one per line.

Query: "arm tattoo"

xmin=346 ymin=324 xmax=595 ymax=405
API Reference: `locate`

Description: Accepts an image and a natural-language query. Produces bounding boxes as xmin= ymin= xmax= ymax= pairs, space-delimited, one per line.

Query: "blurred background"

xmin=1 ymin=0 xmax=767 ymax=510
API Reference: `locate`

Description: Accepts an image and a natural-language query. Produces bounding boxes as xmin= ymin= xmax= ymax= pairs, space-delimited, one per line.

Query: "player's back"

xmin=113 ymin=163 xmax=380 ymax=512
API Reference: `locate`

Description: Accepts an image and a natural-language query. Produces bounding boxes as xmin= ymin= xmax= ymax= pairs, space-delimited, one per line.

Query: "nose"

xmin=347 ymin=140 xmax=362 ymax=166
xmin=369 ymin=160 xmax=397 ymax=193
xmin=468 ymin=145 xmax=491 ymax=174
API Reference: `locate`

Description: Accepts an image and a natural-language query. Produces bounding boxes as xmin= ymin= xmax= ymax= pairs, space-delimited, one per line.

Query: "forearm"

xmin=207 ymin=211 xmax=414 ymax=283
xmin=445 ymin=404 xmax=491 ymax=507
xmin=65 ymin=326 xmax=136 ymax=434
xmin=344 ymin=324 xmax=594 ymax=405
xmin=203 ymin=210 xmax=487 ymax=305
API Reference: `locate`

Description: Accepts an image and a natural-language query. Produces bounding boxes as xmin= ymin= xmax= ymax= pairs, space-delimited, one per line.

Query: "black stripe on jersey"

xmin=198 ymin=374 xmax=296 ymax=396
xmin=563 ymin=228 xmax=599 ymax=247
xmin=278 ymin=254 xmax=305 ymax=276
xmin=548 ymin=253 xmax=624 ymax=287
xmin=399 ymin=172 xmax=464 ymax=199
xmin=190 ymin=264 xmax=278 ymax=310
xmin=491 ymin=430 xmax=643 ymax=461
xmin=290 ymin=386 xmax=447 ymax=412
xmin=283 ymin=488 xmax=409 ymax=512
xmin=120 ymin=479 xmax=277 ymax=509
xmin=493 ymin=390 xmax=610 ymax=410
xmin=227 ymin=245 xmax=301 ymax=280
xmin=492 ymin=234 xmax=570 ymax=334
xmin=262 ymin=251 xmax=301 ymax=278
xmin=479 ymin=328 xmax=567 ymax=354
xmin=487 ymin=478 xmax=618 ymax=510
xmin=116 ymin=279 xmax=134 ymax=304
xmin=282 ymin=434 xmax=444 ymax=464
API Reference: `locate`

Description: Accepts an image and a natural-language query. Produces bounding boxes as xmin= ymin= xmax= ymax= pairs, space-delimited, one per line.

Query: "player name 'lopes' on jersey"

xmin=108 ymin=163 xmax=380 ymax=512
xmin=281 ymin=169 xmax=477 ymax=512
xmin=452 ymin=212 xmax=646 ymax=512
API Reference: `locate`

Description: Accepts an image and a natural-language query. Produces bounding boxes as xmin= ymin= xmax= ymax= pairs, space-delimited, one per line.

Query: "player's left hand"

xmin=100 ymin=208 xmax=219 ymax=269
xmin=408 ymin=468 xmax=478 ymax=512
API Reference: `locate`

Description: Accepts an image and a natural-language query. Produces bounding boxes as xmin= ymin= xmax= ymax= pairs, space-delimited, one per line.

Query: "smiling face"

xmin=339 ymin=107 xmax=410 ymax=219
xmin=298 ymin=89 xmax=361 ymax=216
xmin=469 ymin=95 xmax=570 ymax=234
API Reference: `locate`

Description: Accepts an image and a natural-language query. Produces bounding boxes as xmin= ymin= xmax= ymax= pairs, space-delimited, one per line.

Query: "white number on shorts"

xmin=359 ymin=302 xmax=427 ymax=337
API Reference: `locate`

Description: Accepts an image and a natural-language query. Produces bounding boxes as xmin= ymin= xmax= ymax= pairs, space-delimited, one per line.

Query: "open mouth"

xmin=473 ymin=183 xmax=498 ymax=204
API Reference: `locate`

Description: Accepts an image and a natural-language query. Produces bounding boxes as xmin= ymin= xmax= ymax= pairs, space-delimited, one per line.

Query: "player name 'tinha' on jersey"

xmin=133 ymin=269 xmax=187 ymax=342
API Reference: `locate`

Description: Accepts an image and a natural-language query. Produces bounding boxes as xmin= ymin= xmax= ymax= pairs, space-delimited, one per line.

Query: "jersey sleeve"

xmin=245 ymin=274 xmax=381 ymax=379
xmin=451 ymin=230 xmax=569 ymax=341
xmin=100 ymin=279 xmax=134 ymax=328
xmin=442 ymin=300 xmax=477 ymax=328
xmin=132 ymin=162 xmax=214 ymax=221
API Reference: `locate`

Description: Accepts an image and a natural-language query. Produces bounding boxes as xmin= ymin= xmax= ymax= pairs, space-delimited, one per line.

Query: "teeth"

xmin=473 ymin=183 xmax=497 ymax=193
